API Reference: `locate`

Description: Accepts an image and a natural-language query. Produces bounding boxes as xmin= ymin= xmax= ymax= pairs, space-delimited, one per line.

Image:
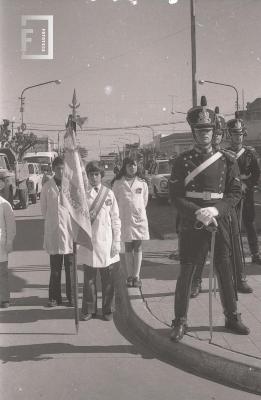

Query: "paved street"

xmin=0 ymin=202 xmax=260 ymax=398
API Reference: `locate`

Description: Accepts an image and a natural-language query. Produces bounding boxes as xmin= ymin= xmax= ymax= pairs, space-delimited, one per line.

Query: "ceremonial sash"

xmin=89 ymin=185 xmax=110 ymax=225
xmin=236 ymin=147 xmax=245 ymax=159
xmin=184 ymin=151 xmax=223 ymax=187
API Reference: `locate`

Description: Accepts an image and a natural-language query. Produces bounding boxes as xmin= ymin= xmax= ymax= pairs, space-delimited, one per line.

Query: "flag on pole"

xmin=61 ymin=123 xmax=92 ymax=250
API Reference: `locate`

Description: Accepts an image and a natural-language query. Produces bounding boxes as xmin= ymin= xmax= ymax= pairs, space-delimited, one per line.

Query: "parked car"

xmin=27 ymin=163 xmax=43 ymax=204
xmin=147 ymin=159 xmax=171 ymax=202
xmin=0 ymin=148 xmax=30 ymax=209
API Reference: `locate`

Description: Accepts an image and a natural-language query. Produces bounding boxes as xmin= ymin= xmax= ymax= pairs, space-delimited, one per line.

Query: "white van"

xmin=23 ymin=151 xmax=58 ymax=166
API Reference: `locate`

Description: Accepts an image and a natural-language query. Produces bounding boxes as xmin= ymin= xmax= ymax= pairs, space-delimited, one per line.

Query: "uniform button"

xmin=185 ymin=163 xmax=188 ymax=167
xmin=184 ymin=157 xmax=187 ymax=161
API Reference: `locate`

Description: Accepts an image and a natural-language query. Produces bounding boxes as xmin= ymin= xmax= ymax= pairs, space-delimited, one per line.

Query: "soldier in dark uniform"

xmin=190 ymin=107 xmax=253 ymax=298
xmin=227 ymin=113 xmax=261 ymax=265
xmin=169 ymin=97 xmax=250 ymax=342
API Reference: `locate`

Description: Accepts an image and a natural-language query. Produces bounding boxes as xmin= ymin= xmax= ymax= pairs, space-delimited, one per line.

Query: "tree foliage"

xmin=0 ymin=120 xmax=37 ymax=160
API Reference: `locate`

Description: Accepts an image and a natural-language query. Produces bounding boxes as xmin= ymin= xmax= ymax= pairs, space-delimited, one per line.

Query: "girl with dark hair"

xmin=112 ymin=157 xmax=149 ymax=288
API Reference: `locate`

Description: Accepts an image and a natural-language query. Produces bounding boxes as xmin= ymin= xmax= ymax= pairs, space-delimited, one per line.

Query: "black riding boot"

xmin=225 ymin=313 xmax=250 ymax=335
xmin=170 ymin=263 xmax=195 ymax=342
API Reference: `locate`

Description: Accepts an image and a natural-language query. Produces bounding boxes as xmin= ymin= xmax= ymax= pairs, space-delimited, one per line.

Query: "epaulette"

xmin=220 ymin=149 xmax=236 ymax=162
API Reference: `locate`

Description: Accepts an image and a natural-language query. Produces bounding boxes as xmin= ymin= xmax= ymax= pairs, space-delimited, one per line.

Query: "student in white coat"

xmin=78 ymin=161 xmax=121 ymax=321
xmin=112 ymin=157 xmax=149 ymax=288
xmin=40 ymin=157 xmax=73 ymax=307
xmin=0 ymin=195 xmax=16 ymax=308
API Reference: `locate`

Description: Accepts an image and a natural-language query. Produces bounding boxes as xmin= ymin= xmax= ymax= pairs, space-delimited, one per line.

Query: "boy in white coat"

xmin=40 ymin=157 xmax=74 ymax=307
xmin=0 ymin=195 xmax=16 ymax=307
xmin=78 ymin=161 xmax=121 ymax=321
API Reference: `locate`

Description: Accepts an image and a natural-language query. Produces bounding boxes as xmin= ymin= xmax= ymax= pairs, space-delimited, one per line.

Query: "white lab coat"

xmin=78 ymin=185 xmax=121 ymax=268
xmin=0 ymin=196 xmax=16 ymax=262
xmin=40 ymin=178 xmax=74 ymax=255
xmin=112 ymin=177 xmax=149 ymax=242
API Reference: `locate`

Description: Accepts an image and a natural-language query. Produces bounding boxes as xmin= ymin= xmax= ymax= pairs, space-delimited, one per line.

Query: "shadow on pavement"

xmin=14 ymin=219 xmax=44 ymax=251
xmin=0 ymin=308 xmax=76 ymax=324
xmin=0 ymin=342 xmax=144 ymax=363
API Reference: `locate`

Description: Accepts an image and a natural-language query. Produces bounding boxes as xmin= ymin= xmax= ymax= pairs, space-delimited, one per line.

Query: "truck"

xmin=0 ymin=148 xmax=30 ymax=209
xmin=23 ymin=151 xmax=58 ymax=174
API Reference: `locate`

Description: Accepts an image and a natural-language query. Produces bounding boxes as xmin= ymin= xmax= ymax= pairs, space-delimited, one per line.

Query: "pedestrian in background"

xmin=40 ymin=156 xmax=74 ymax=307
xmin=112 ymin=157 xmax=149 ymax=288
xmin=0 ymin=194 xmax=16 ymax=308
xmin=78 ymin=161 xmax=121 ymax=321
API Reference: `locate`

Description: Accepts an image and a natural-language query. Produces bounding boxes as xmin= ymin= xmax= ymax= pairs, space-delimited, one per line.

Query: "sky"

xmin=0 ymin=0 xmax=261 ymax=158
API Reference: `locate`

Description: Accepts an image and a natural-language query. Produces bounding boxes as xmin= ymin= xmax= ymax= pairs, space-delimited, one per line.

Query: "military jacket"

xmin=169 ymin=147 xmax=241 ymax=225
xmin=226 ymin=145 xmax=260 ymax=190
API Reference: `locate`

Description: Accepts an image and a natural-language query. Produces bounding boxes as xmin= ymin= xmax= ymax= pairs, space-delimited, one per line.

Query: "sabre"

xmin=72 ymin=242 xmax=79 ymax=334
xmin=208 ymin=222 xmax=217 ymax=343
xmin=238 ymin=196 xmax=244 ymax=231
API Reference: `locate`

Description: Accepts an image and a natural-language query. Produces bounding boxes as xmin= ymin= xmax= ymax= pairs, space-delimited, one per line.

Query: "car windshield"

xmin=28 ymin=164 xmax=35 ymax=174
xmin=41 ymin=164 xmax=52 ymax=174
xmin=158 ymin=162 xmax=170 ymax=174
xmin=24 ymin=156 xmax=51 ymax=164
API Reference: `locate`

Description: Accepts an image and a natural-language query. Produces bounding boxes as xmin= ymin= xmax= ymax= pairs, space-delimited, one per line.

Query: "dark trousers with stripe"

xmin=81 ymin=265 xmax=115 ymax=315
xmin=174 ymin=227 xmax=237 ymax=322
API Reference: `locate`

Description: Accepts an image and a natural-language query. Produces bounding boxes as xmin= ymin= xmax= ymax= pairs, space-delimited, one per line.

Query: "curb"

xmin=114 ymin=263 xmax=261 ymax=395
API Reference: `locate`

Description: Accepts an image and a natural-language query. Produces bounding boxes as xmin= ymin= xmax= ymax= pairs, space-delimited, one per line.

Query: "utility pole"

xmin=242 ymin=89 xmax=245 ymax=111
xmin=190 ymin=0 xmax=197 ymax=107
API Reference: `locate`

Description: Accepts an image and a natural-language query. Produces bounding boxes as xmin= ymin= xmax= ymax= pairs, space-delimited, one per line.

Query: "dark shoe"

xmin=170 ymin=319 xmax=188 ymax=342
xmin=103 ymin=312 xmax=113 ymax=321
xmin=133 ymin=277 xmax=142 ymax=288
xmin=47 ymin=300 xmax=57 ymax=307
xmin=237 ymin=280 xmax=253 ymax=294
xmin=0 ymin=301 xmax=10 ymax=308
xmin=190 ymin=280 xmax=202 ymax=298
xmin=126 ymin=276 xmax=133 ymax=288
xmin=252 ymin=254 xmax=261 ymax=265
xmin=225 ymin=313 xmax=250 ymax=335
xmin=80 ymin=313 xmax=96 ymax=321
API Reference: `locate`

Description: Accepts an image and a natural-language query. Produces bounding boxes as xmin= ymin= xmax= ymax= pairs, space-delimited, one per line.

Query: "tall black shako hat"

xmin=226 ymin=111 xmax=245 ymax=133
xmin=187 ymin=96 xmax=216 ymax=130
xmin=214 ymin=106 xmax=226 ymax=133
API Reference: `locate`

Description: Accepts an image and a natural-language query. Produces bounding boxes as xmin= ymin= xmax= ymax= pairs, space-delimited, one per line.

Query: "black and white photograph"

xmin=0 ymin=0 xmax=261 ymax=398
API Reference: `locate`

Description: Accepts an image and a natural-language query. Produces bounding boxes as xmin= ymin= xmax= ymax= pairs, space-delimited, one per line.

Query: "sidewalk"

xmin=115 ymin=238 xmax=261 ymax=395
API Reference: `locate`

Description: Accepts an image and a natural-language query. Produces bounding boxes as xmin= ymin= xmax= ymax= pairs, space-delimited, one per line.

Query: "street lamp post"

xmin=19 ymin=79 xmax=61 ymax=126
xmin=198 ymin=79 xmax=239 ymax=111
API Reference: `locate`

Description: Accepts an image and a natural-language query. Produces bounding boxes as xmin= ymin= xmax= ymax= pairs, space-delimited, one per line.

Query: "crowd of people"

xmin=0 ymin=95 xmax=260 ymax=342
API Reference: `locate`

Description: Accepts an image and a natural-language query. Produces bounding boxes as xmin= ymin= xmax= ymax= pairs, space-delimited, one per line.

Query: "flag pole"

xmin=69 ymin=90 xmax=81 ymax=334
xmin=72 ymin=241 xmax=79 ymax=333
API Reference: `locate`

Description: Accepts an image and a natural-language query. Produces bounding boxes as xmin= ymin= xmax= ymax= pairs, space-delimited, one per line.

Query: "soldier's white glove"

xmin=195 ymin=207 xmax=218 ymax=226
xmin=6 ymin=241 xmax=13 ymax=254
xmin=111 ymin=241 xmax=121 ymax=258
